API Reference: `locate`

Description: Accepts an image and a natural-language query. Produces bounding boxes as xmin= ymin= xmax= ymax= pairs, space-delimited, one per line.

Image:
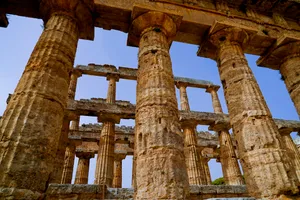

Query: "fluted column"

xmin=112 ymin=154 xmax=126 ymax=188
xmin=68 ymin=69 xmax=82 ymax=100
xmin=257 ymin=37 xmax=300 ymax=118
xmin=94 ymin=74 xmax=119 ymax=186
xmin=281 ymin=130 xmax=300 ymax=181
xmin=0 ymin=1 xmax=93 ymax=197
xmin=176 ymin=83 xmax=207 ymax=185
xmin=74 ymin=152 xmax=94 ymax=184
xmin=60 ymin=117 xmax=80 ymax=184
xmin=206 ymin=87 xmax=244 ymax=185
xmin=131 ymin=152 xmax=136 ymax=189
xmin=207 ymin=25 xmax=299 ymax=198
xmin=202 ymin=158 xmax=212 ymax=185
xmin=130 ymin=11 xmax=189 ymax=199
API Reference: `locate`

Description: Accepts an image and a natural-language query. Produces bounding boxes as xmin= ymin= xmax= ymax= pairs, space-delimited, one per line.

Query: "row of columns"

xmin=0 ymin=2 xmax=299 ymax=199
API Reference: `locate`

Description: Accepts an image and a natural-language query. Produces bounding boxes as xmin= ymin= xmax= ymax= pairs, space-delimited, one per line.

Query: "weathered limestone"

xmin=68 ymin=69 xmax=82 ymax=100
xmin=206 ymin=87 xmax=244 ymax=185
xmin=74 ymin=152 xmax=94 ymax=184
xmin=202 ymin=22 xmax=299 ymax=198
xmin=202 ymin=158 xmax=212 ymax=185
xmin=61 ymin=117 xmax=81 ymax=184
xmin=257 ymin=36 xmax=300 ymax=118
xmin=177 ymin=82 xmax=207 ymax=185
xmin=94 ymin=74 xmax=119 ymax=186
xmin=281 ymin=130 xmax=300 ymax=182
xmin=130 ymin=9 xmax=189 ymax=199
xmin=0 ymin=1 xmax=93 ymax=198
xmin=112 ymin=154 xmax=126 ymax=188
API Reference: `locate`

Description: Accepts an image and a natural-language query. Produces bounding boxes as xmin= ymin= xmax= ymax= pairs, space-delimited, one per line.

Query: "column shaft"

xmin=134 ymin=13 xmax=189 ymax=199
xmin=280 ymin=56 xmax=300 ymax=117
xmin=61 ymin=144 xmax=76 ymax=184
xmin=282 ymin=133 xmax=300 ymax=181
xmin=203 ymin=159 xmax=212 ymax=185
xmin=0 ymin=13 xmax=79 ymax=196
xmin=112 ymin=158 xmax=123 ymax=188
xmin=68 ymin=70 xmax=81 ymax=100
xmin=208 ymin=89 xmax=244 ymax=185
xmin=74 ymin=157 xmax=90 ymax=184
xmin=94 ymin=76 xmax=118 ymax=186
xmin=213 ymin=30 xmax=299 ymax=197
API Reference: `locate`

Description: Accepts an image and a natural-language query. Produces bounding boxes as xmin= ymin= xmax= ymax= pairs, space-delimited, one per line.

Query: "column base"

xmin=0 ymin=187 xmax=43 ymax=200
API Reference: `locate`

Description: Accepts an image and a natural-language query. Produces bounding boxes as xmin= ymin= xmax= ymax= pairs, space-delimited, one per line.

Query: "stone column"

xmin=94 ymin=74 xmax=119 ymax=186
xmin=68 ymin=69 xmax=82 ymax=100
xmin=112 ymin=154 xmax=126 ymax=188
xmin=60 ymin=117 xmax=81 ymax=184
xmin=130 ymin=11 xmax=189 ymax=199
xmin=257 ymin=37 xmax=300 ymax=117
xmin=176 ymin=82 xmax=207 ymax=185
xmin=205 ymin=24 xmax=299 ymax=198
xmin=131 ymin=152 xmax=136 ymax=189
xmin=206 ymin=87 xmax=244 ymax=185
xmin=74 ymin=152 xmax=94 ymax=184
xmin=280 ymin=130 xmax=300 ymax=181
xmin=202 ymin=158 xmax=212 ymax=185
xmin=0 ymin=1 xmax=93 ymax=197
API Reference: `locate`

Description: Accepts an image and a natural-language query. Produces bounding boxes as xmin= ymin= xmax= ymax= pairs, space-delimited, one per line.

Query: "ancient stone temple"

xmin=0 ymin=0 xmax=300 ymax=199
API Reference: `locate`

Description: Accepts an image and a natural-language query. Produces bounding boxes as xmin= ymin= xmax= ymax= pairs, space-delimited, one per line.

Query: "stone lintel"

xmin=67 ymin=100 xmax=300 ymax=133
xmin=257 ymin=35 xmax=300 ymax=70
xmin=76 ymin=64 xmax=220 ymax=89
xmin=127 ymin=4 xmax=183 ymax=47
xmin=0 ymin=13 xmax=8 ymax=27
xmin=197 ymin=20 xmax=258 ymax=60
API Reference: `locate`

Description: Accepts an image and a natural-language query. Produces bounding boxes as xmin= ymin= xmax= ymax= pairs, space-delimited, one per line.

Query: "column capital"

xmin=257 ymin=35 xmax=300 ymax=70
xmin=114 ymin=153 xmax=126 ymax=161
xmin=127 ymin=5 xmax=182 ymax=47
xmin=197 ymin=21 xmax=257 ymax=60
xmin=98 ymin=114 xmax=120 ymax=124
xmin=76 ymin=151 xmax=95 ymax=159
xmin=175 ymin=81 xmax=188 ymax=89
xmin=205 ymin=86 xmax=220 ymax=93
xmin=72 ymin=69 xmax=83 ymax=78
xmin=106 ymin=73 xmax=120 ymax=82
xmin=39 ymin=0 xmax=95 ymax=40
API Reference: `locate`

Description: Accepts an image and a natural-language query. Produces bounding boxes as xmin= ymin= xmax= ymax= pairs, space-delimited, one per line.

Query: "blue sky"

xmin=0 ymin=16 xmax=298 ymax=187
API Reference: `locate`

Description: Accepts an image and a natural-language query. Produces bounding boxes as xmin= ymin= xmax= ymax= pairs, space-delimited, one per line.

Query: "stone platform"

xmin=45 ymin=184 xmax=250 ymax=200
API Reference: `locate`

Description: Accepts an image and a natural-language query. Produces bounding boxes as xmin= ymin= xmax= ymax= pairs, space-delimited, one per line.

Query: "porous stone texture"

xmin=112 ymin=154 xmax=126 ymax=188
xmin=0 ymin=2 xmax=83 ymax=197
xmin=45 ymin=184 xmax=105 ymax=200
xmin=207 ymin=88 xmax=244 ymax=185
xmin=106 ymin=188 xmax=134 ymax=199
xmin=177 ymin=83 xmax=207 ymax=185
xmin=61 ymin=143 xmax=76 ymax=184
xmin=74 ymin=152 xmax=94 ymax=184
xmin=94 ymin=75 xmax=118 ymax=186
xmin=68 ymin=70 xmax=82 ymax=100
xmin=209 ymin=25 xmax=299 ymax=198
xmin=189 ymin=185 xmax=250 ymax=199
xmin=281 ymin=132 xmax=300 ymax=181
xmin=132 ymin=11 xmax=189 ymax=199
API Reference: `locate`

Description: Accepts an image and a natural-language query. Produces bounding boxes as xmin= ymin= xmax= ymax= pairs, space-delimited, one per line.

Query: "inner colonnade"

xmin=0 ymin=0 xmax=300 ymax=199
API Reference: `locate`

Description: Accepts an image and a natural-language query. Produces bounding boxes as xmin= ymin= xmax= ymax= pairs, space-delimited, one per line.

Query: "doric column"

xmin=257 ymin=36 xmax=300 ymax=117
xmin=202 ymin=158 xmax=212 ymax=185
xmin=206 ymin=87 xmax=244 ymax=185
xmin=280 ymin=130 xmax=300 ymax=181
xmin=200 ymin=22 xmax=299 ymax=198
xmin=112 ymin=154 xmax=126 ymax=188
xmin=176 ymin=82 xmax=207 ymax=185
xmin=94 ymin=74 xmax=119 ymax=186
xmin=68 ymin=69 xmax=82 ymax=100
xmin=129 ymin=10 xmax=189 ymax=199
xmin=0 ymin=0 xmax=93 ymax=197
xmin=131 ymin=152 xmax=136 ymax=189
xmin=60 ymin=116 xmax=81 ymax=184
xmin=74 ymin=152 xmax=94 ymax=184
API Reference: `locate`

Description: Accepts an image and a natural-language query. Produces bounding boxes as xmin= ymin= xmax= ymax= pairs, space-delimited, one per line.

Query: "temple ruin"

xmin=0 ymin=0 xmax=300 ymax=199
